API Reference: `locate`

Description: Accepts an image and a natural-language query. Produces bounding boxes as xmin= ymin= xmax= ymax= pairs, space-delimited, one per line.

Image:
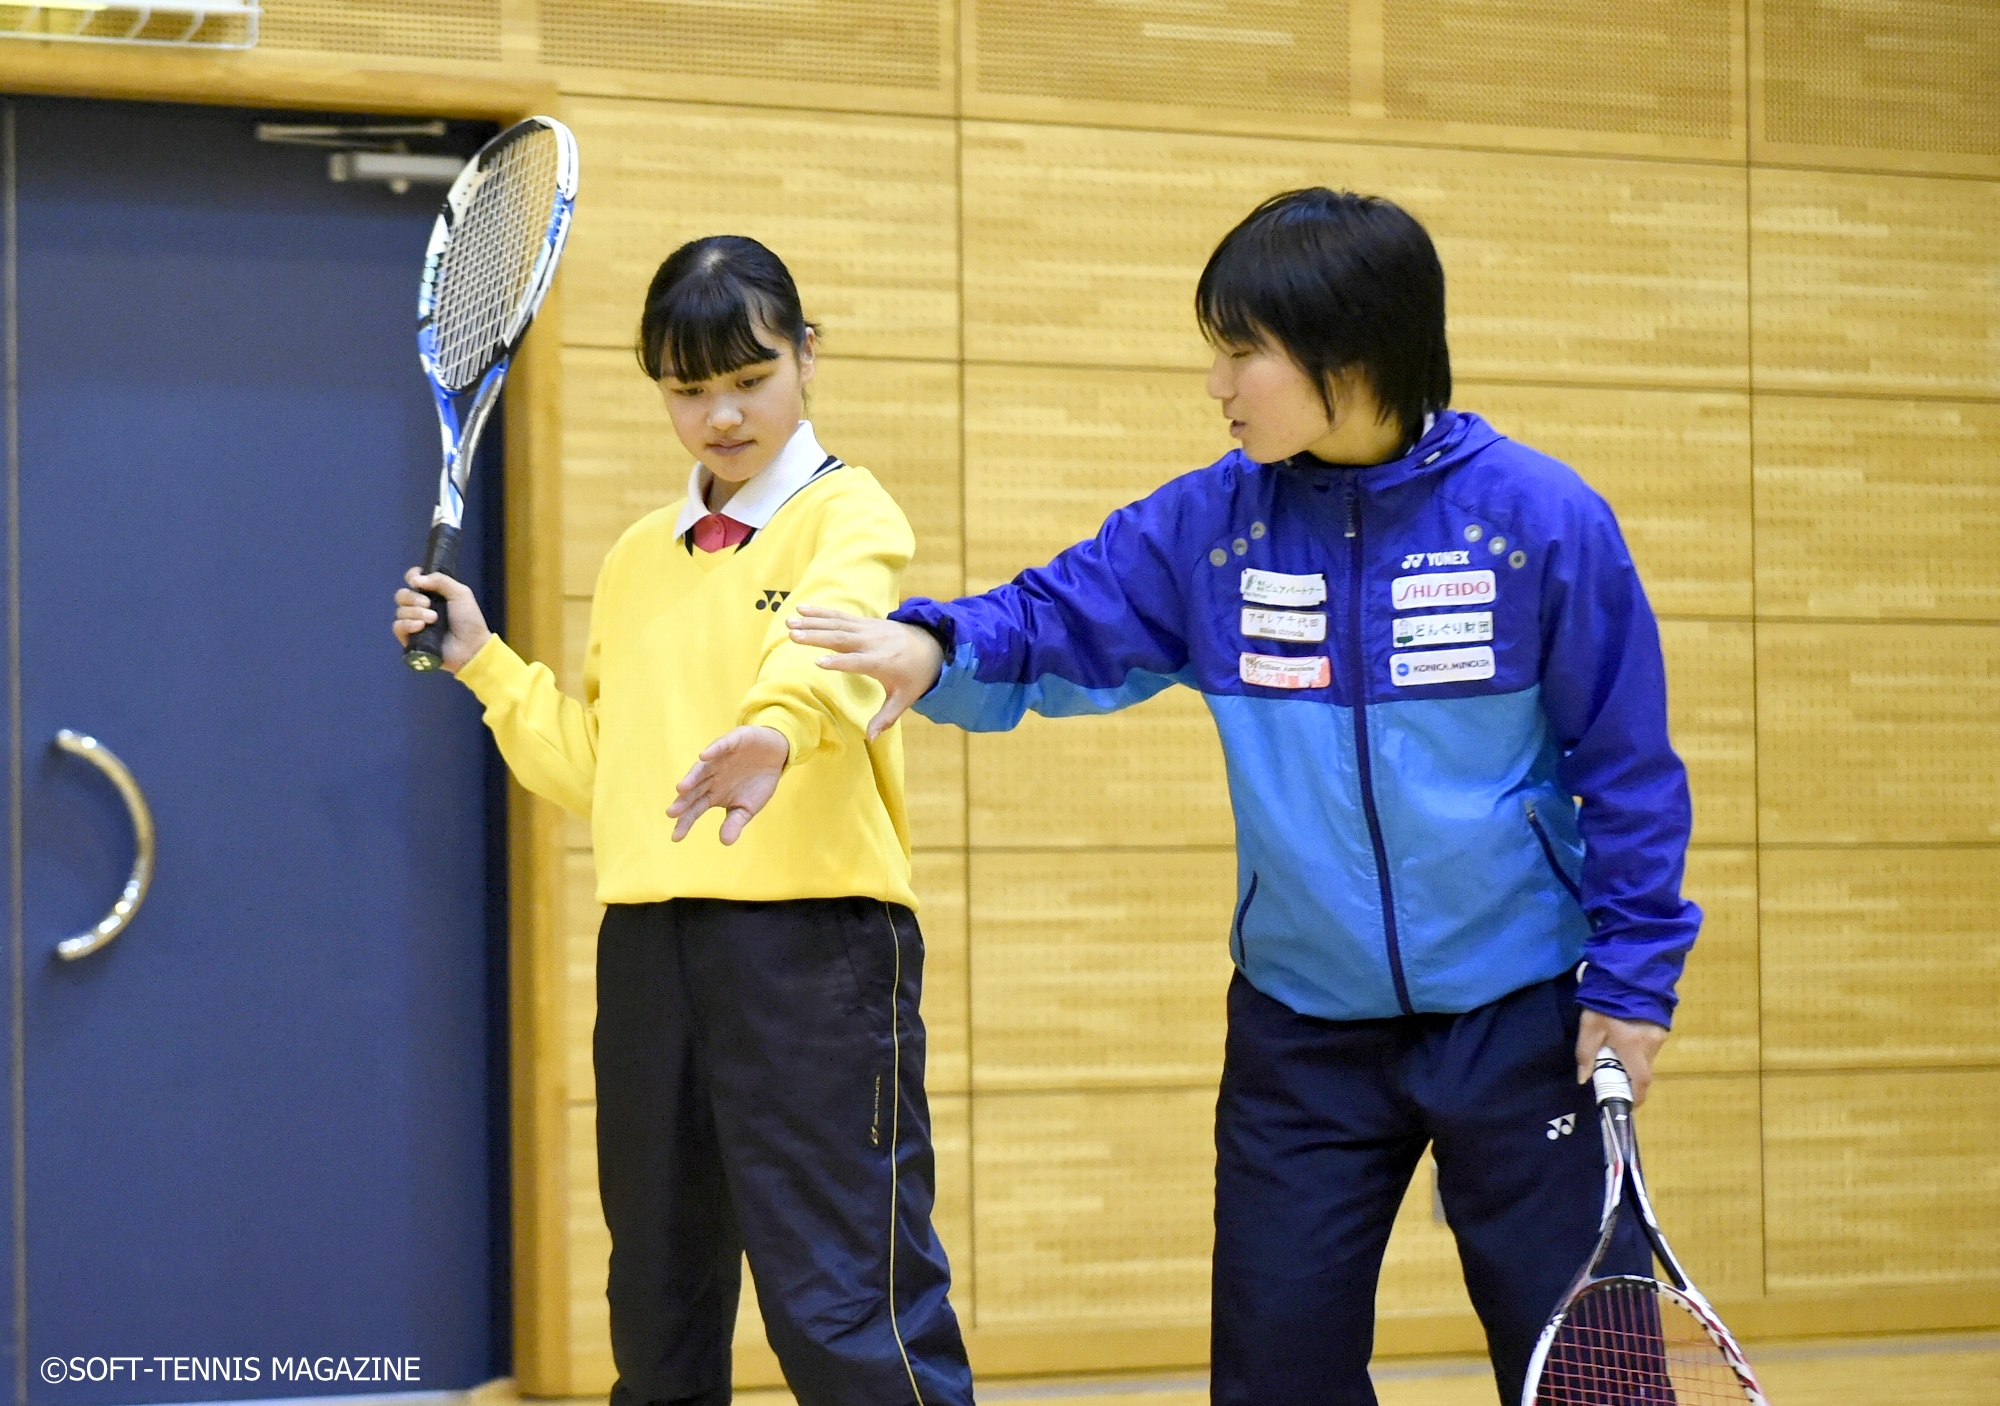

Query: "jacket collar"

xmin=672 ymin=420 xmax=837 ymax=538
xmin=1277 ymin=409 xmax=1497 ymax=493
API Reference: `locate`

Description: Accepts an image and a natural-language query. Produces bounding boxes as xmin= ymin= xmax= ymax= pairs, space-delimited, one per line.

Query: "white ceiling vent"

xmin=0 ymin=2 xmax=258 ymax=48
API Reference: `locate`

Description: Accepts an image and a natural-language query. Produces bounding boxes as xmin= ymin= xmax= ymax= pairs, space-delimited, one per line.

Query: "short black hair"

xmin=1196 ymin=188 xmax=1450 ymax=445
xmin=635 ymin=234 xmax=817 ymax=383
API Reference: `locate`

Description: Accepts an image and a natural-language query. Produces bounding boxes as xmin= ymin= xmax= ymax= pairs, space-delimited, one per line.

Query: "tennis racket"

xmin=1520 ymin=1049 xmax=1768 ymax=1405
xmin=403 ymin=115 xmax=578 ymax=671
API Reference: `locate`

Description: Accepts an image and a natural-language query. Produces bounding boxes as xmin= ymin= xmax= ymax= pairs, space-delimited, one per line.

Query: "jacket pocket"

xmin=1230 ymin=872 xmax=1260 ymax=965
xmin=1525 ymin=800 xmax=1583 ymax=904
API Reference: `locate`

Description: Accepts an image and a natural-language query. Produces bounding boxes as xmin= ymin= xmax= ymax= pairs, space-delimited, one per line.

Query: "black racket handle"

xmin=403 ymin=521 xmax=463 ymax=673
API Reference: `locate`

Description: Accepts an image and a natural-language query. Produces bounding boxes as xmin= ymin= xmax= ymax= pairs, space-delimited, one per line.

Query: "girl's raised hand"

xmin=393 ymin=569 xmax=493 ymax=673
xmin=668 ymin=725 xmax=790 ymax=844
xmin=787 ymin=605 xmax=945 ymax=741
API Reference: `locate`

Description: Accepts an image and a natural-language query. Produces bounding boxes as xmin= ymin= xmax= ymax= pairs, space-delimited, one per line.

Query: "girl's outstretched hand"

xmin=669 ymin=725 xmax=789 ymax=844
xmin=786 ymin=605 xmax=945 ymax=741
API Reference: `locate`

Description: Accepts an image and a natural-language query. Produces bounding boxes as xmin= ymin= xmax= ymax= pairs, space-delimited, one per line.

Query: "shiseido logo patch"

xmin=754 ymin=590 xmax=791 ymax=611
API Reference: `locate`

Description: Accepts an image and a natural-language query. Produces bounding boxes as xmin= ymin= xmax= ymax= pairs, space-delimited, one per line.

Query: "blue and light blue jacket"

xmin=893 ymin=410 xmax=1699 ymax=1026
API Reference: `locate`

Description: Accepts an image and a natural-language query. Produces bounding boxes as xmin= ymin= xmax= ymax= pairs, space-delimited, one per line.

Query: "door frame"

xmin=0 ymin=48 xmax=569 ymax=1393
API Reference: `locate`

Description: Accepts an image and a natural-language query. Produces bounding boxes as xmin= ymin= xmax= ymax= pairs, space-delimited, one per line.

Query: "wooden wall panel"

xmin=1658 ymin=620 xmax=1757 ymax=847
xmin=259 ymin=0 xmax=503 ymax=60
xmin=1658 ymin=848 xmax=1759 ymax=1077
xmin=971 ymin=1089 xmax=1215 ymax=1327
xmin=967 ymin=692 xmax=1234 ymax=850
xmin=964 ymin=365 xmax=1228 ymax=592
xmin=968 ymin=851 xmax=1235 ymax=1092
xmin=1635 ymin=1074 xmax=1764 ymax=1301
xmin=1754 ymin=0 xmax=2000 ymax=176
xmin=1756 ymin=624 xmax=2000 ymax=844
xmin=564 ymin=850 xmax=599 ymax=1103
xmin=1761 ymin=849 xmax=2000 ymax=1071
xmin=1753 ymin=396 xmax=2000 ymax=622
xmin=568 ymin=1094 xmax=974 ymax=1391
xmin=561 ymin=351 xmax=963 ymax=601
xmin=1375 ymin=1156 xmax=1477 ymax=1317
xmin=1764 ymin=1070 xmax=2000 ymax=1293
xmin=1467 ymin=386 xmax=1752 ymax=619
xmin=561 ymin=99 xmax=958 ymax=359
xmin=1750 ymin=169 xmax=2000 ymax=398
xmin=962 ymin=123 xmax=1747 ymax=388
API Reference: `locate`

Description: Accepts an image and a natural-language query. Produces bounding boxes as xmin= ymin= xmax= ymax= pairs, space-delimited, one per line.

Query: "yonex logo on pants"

xmin=1546 ymin=1114 xmax=1576 ymax=1139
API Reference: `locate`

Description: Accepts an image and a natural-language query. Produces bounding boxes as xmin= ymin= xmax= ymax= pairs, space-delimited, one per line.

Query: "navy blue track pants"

xmin=594 ymin=898 xmax=973 ymax=1406
xmin=1211 ymin=970 xmax=1651 ymax=1406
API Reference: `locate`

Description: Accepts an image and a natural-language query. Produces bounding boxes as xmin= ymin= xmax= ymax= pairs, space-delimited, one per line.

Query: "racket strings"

xmin=429 ymin=129 xmax=563 ymax=391
xmin=1533 ymin=1281 xmax=1751 ymax=1405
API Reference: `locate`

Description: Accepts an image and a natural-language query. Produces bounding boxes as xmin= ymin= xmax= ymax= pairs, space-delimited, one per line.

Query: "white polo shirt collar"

xmin=672 ymin=420 xmax=839 ymax=540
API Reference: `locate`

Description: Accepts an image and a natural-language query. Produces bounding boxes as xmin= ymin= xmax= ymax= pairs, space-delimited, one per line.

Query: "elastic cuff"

xmin=451 ymin=633 xmax=519 ymax=699
xmin=1575 ymin=977 xmax=1675 ymax=1030
xmin=746 ymin=705 xmax=809 ymax=765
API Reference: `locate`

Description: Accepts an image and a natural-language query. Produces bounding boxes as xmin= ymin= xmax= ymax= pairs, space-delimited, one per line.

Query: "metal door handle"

xmin=53 ymin=730 xmax=156 ymax=961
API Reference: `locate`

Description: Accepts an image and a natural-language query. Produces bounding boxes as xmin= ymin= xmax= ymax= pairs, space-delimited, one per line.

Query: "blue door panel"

xmin=9 ymin=98 xmax=502 ymax=1399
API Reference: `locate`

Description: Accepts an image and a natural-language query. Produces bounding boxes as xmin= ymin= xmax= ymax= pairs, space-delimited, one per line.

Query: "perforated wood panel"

xmin=543 ymin=0 xmax=946 ymax=91
xmin=1754 ymin=396 xmax=2000 ymax=621
xmin=561 ymin=849 xmax=969 ymax=1105
xmin=964 ymin=365 xmax=1229 ymax=592
xmin=1383 ymin=0 xmax=1734 ymax=140
xmin=968 ymin=851 xmax=1235 ymax=1092
xmin=969 ymin=0 xmax=1346 ymax=119
xmin=1631 ymin=1074 xmax=1764 ymax=1301
xmin=1761 ymin=849 xmax=2000 ymax=1071
xmin=1764 ymin=1070 xmax=2000 ymax=1293
xmin=967 ymin=692 xmax=1235 ymax=850
xmin=561 ymin=100 xmax=958 ymax=360
xmin=259 ymin=0 xmax=503 ymax=58
xmin=1467 ymin=385 xmax=1752 ymax=619
xmin=566 ymin=1093 xmax=973 ymax=1392
xmin=1659 ymin=849 xmax=1759 ymax=1076
xmin=1658 ymin=620 xmax=1756 ymax=847
xmin=971 ymin=1088 xmax=1215 ymax=1327
xmin=1760 ymin=0 xmax=2000 ymax=158
xmin=961 ymin=123 xmax=1747 ymax=387
xmin=1757 ymin=624 xmax=2000 ymax=844
xmin=1751 ymin=169 xmax=2000 ymax=397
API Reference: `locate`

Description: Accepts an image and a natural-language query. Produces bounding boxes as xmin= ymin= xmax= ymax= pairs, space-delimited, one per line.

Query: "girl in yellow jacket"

xmin=393 ymin=236 xmax=972 ymax=1406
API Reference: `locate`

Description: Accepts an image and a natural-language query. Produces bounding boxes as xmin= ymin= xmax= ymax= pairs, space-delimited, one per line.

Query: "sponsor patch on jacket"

xmin=1242 ymin=606 xmax=1327 ymax=643
xmin=1241 ymin=567 xmax=1326 ymax=607
xmin=1393 ymin=610 xmax=1493 ymax=648
xmin=1391 ymin=569 xmax=1495 ymax=610
xmin=1391 ymin=646 xmax=1495 ymax=686
xmin=1399 ymin=550 xmax=1471 ymax=569
xmin=1241 ymin=652 xmax=1331 ymax=689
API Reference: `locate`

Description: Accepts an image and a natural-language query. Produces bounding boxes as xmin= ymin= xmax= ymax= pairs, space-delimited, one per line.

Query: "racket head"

xmin=417 ymin=115 xmax=578 ymax=395
xmin=1523 ymin=1274 xmax=1767 ymax=1406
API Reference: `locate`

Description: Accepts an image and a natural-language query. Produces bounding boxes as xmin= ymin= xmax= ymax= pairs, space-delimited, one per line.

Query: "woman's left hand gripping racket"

xmin=403 ymin=115 xmax=578 ymax=672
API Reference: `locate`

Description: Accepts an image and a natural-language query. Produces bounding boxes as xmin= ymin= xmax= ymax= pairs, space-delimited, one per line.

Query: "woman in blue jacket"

xmin=786 ymin=188 xmax=1697 ymax=1406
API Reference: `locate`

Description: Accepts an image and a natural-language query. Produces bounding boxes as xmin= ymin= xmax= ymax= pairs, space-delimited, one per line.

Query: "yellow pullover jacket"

xmin=455 ymin=428 xmax=916 ymax=909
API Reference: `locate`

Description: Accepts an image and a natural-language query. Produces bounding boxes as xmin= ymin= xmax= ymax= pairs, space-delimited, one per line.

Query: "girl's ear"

xmin=796 ymin=326 xmax=818 ymax=387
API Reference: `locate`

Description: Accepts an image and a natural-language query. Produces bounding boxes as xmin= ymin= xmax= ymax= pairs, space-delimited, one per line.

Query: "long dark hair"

xmin=1196 ymin=188 xmax=1450 ymax=445
xmin=635 ymin=234 xmax=817 ymax=383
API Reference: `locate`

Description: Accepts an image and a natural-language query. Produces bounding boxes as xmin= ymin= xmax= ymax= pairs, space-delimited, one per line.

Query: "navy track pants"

xmin=1211 ymin=970 xmax=1651 ymax=1406
xmin=594 ymin=898 xmax=973 ymax=1406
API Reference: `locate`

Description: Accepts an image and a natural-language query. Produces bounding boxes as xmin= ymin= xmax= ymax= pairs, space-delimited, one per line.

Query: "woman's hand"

xmin=786 ymin=605 xmax=945 ymax=741
xmin=668 ymin=726 xmax=790 ymax=844
xmin=392 ymin=568 xmax=493 ymax=673
xmin=1576 ymin=1009 xmax=1670 ymax=1106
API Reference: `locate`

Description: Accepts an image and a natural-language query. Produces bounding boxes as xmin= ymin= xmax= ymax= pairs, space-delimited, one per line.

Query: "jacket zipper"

xmin=1230 ymin=872 xmax=1259 ymax=965
xmin=1525 ymin=799 xmax=1584 ymax=904
xmin=1346 ymin=475 xmax=1415 ymax=1015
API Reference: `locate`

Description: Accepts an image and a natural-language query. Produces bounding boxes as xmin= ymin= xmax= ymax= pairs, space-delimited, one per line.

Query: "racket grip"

xmin=1590 ymin=1046 xmax=1635 ymax=1107
xmin=402 ymin=521 xmax=463 ymax=673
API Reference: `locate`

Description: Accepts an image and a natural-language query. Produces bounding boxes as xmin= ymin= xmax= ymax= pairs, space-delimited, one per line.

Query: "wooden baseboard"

xmin=721 ymin=1283 xmax=2000 ymax=1389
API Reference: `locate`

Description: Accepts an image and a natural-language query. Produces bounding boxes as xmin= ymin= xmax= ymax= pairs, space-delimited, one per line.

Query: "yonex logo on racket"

xmin=1546 ymin=1114 xmax=1576 ymax=1139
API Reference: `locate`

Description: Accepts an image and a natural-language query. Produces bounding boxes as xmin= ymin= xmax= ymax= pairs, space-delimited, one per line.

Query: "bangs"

xmin=642 ymin=280 xmax=782 ymax=384
xmin=1194 ymin=246 xmax=1279 ymax=351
